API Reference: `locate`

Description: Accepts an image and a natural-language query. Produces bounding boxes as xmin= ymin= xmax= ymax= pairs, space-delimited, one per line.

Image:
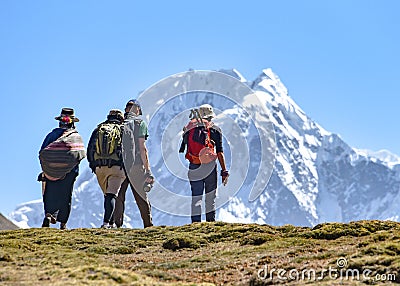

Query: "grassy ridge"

xmin=0 ymin=221 xmax=399 ymax=285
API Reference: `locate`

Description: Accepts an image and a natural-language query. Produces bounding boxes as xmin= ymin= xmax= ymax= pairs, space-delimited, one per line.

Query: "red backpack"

xmin=183 ymin=118 xmax=217 ymax=164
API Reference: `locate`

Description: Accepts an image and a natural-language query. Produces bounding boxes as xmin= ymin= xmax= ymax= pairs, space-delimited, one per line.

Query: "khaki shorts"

xmin=95 ymin=165 xmax=126 ymax=195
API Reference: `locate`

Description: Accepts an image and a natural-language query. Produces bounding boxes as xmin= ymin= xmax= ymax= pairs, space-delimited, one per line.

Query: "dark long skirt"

xmin=43 ymin=171 xmax=77 ymax=224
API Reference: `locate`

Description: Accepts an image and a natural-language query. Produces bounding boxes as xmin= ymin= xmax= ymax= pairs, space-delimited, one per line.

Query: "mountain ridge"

xmin=8 ymin=68 xmax=400 ymax=228
xmin=0 ymin=213 xmax=19 ymax=230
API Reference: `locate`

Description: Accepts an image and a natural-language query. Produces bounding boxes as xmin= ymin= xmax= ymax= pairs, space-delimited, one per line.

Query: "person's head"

xmin=125 ymin=99 xmax=142 ymax=116
xmin=198 ymin=104 xmax=215 ymax=120
xmin=107 ymin=109 xmax=124 ymax=123
xmin=55 ymin=108 xmax=79 ymax=128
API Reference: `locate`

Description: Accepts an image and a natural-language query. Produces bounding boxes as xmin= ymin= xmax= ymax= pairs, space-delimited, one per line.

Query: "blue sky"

xmin=0 ymin=0 xmax=399 ymax=215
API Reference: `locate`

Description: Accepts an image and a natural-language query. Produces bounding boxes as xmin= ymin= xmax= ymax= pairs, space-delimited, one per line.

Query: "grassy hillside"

xmin=0 ymin=221 xmax=399 ymax=285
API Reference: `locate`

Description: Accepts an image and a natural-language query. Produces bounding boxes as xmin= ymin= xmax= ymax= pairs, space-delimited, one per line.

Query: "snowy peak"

xmin=252 ymin=68 xmax=288 ymax=100
xmin=8 ymin=68 xmax=400 ymax=228
xmin=251 ymin=69 xmax=329 ymax=137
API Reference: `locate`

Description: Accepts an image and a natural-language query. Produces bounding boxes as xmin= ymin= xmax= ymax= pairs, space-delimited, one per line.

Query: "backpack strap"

xmin=133 ymin=119 xmax=143 ymax=140
xmin=132 ymin=119 xmax=144 ymax=163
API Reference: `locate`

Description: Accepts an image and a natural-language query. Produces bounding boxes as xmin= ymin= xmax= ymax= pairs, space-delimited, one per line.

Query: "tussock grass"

xmin=0 ymin=220 xmax=399 ymax=285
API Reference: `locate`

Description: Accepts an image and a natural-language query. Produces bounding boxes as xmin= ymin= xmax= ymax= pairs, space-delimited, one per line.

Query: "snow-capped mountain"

xmin=9 ymin=68 xmax=400 ymax=228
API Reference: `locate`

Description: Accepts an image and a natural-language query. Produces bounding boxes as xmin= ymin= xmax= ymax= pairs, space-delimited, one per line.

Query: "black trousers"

xmin=42 ymin=171 xmax=77 ymax=224
xmin=189 ymin=163 xmax=217 ymax=223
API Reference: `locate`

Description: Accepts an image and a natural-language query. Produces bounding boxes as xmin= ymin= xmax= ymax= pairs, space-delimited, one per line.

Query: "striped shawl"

xmin=39 ymin=129 xmax=86 ymax=181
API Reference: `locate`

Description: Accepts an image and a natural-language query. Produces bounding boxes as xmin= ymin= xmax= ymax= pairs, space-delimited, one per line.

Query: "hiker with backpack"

xmin=38 ymin=108 xmax=86 ymax=229
xmin=179 ymin=104 xmax=229 ymax=223
xmin=87 ymin=109 xmax=126 ymax=229
xmin=113 ymin=99 xmax=154 ymax=228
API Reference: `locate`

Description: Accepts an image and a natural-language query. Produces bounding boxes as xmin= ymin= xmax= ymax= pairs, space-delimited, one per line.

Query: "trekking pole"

xmin=194 ymin=109 xmax=204 ymax=126
xmin=189 ymin=109 xmax=196 ymax=119
xmin=190 ymin=109 xmax=203 ymax=126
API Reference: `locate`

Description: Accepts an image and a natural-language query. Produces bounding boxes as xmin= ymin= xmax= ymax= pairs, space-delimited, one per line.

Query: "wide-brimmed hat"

xmin=198 ymin=104 xmax=216 ymax=119
xmin=54 ymin=108 xmax=79 ymax=122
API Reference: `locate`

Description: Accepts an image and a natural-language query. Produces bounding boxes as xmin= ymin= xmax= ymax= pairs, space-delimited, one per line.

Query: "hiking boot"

xmin=60 ymin=223 xmax=67 ymax=230
xmin=100 ymin=223 xmax=111 ymax=229
xmin=45 ymin=213 xmax=57 ymax=224
xmin=41 ymin=217 xmax=50 ymax=228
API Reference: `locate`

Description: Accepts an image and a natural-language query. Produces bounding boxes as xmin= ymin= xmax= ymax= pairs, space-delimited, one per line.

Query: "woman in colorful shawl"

xmin=38 ymin=108 xmax=86 ymax=230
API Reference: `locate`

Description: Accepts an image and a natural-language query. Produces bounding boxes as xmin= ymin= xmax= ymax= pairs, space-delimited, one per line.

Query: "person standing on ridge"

xmin=179 ymin=104 xmax=229 ymax=223
xmin=87 ymin=109 xmax=126 ymax=228
xmin=113 ymin=99 xmax=154 ymax=228
xmin=38 ymin=108 xmax=86 ymax=230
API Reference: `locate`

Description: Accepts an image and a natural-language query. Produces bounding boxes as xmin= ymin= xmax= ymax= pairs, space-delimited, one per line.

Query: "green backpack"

xmin=94 ymin=122 xmax=123 ymax=162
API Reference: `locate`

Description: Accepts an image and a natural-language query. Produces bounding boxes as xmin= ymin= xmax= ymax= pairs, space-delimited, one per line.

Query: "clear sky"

xmin=0 ymin=0 xmax=399 ymax=215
